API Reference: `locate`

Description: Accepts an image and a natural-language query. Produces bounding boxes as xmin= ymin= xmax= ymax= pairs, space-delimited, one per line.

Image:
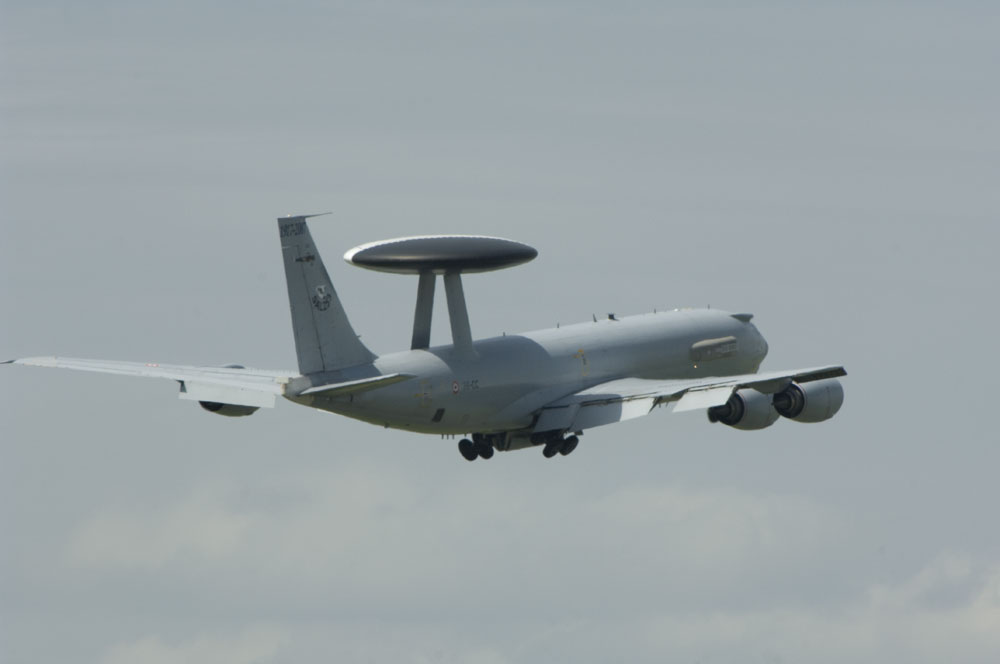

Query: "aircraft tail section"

xmin=278 ymin=215 xmax=376 ymax=374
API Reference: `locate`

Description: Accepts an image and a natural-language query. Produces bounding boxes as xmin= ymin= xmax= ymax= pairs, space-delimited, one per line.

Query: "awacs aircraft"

xmin=5 ymin=215 xmax=845 ymax=460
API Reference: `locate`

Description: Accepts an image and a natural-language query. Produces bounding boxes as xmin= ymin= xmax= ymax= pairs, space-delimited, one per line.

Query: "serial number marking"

xmin=280 ymin=221 xmax=306 ymax=238
xmin=462 ymin=379 xmax=480 ymax=391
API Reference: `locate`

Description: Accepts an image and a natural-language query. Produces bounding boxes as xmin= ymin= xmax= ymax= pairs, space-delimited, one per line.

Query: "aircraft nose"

xmin=745 ymin=322 xmax=768 ymax=359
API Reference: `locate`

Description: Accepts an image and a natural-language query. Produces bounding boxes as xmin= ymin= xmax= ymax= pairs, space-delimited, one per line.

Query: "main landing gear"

xmin=458 ymin=436 xmax=494 ymax=461
xmin=542 ymin=435 xmax=579 ymax=458
xmin=457 ymin=432 xmax=581 ymax=461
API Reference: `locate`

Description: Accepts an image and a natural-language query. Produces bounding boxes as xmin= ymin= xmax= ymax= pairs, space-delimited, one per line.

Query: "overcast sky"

xmin=2 ymin=1 xmax=999 ymax=662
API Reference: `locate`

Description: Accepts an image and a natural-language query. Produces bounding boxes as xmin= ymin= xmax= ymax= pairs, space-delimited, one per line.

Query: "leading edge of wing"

xmin=563 ymin=365 xmax=846 ymax=406
xmin=5 ymin=356 xmax=294 ymax=406
xmin=6 ymin=356 xmax=292 ymax=385
xmin=537 ymin=365 xmax=846 ymax=431
xmin=5 ymin=356 xmax=415 ymax=407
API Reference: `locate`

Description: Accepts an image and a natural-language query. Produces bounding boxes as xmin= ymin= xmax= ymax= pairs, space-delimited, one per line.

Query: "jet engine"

xmin=198 ymin=401 xmax=259 ymax=417
xmin=190 ymin=364 xmax=261 ymax=417
xmin=772 ymin=378 xmax=844 ymax=423
xmin=707 ymin=389 xmax=779 ymax=430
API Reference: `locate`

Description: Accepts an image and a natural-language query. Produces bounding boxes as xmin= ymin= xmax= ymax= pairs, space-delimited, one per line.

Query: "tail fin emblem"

xmin=312 ymin=286 xmax=332 ymax=311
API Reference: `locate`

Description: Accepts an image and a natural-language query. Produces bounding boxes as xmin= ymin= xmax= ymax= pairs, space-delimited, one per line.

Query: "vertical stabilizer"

xmin=278 ymin=215 xmax=376 ymax=374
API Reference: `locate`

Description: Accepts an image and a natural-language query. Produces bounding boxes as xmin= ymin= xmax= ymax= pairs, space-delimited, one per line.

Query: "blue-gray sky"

xmin=2 ymin=2 xmax=998 ymax=662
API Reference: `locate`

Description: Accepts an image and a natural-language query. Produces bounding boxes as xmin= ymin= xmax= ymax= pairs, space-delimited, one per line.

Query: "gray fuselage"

xmin=288 ymin=308 xmax=768 ymax=436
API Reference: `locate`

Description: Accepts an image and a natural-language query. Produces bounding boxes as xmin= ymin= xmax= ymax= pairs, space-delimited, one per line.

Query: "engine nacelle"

xmin=191 ymin=364 xmax=260 ymax=417
xmin=707 ymin=389 xmax=779 ymax=430
xmin=772 ymin=378 xmax=844 ymax=423
xmin=198 ymin=401 xmax=259 ymax=417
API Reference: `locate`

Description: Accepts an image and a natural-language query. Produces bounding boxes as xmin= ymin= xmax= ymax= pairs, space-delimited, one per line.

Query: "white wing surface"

xmin=3 ymin=356 xmax=293 ymax=408
xmin=535 ymin=365 xmax=846 ymax=432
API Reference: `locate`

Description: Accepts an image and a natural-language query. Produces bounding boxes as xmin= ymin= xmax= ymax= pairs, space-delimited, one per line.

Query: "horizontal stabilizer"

xmin=297 ymin=373 xmax=414 ymax=397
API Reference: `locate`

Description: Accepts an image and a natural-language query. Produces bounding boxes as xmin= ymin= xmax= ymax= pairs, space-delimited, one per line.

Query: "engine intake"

xmin=198 ymin=401 xmax=259 ymax=417
xmin=772 ymin=378 xmax=844 ymax=423
xmin=707 ymin=389 xmax=779 ymax=430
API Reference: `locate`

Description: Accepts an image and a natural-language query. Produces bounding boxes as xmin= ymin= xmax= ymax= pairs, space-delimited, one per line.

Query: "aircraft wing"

xmin=3 ymin=356 xmax=293 ymax=408
xmin=533 ymin=365 xmax=846 ymax=433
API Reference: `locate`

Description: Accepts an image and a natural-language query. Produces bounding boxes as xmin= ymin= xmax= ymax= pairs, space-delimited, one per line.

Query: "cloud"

xmin=64 ymin=466 xmax=849 ymax=615
xmin=632 ymin=558 xmax=1000 ymax=664
xmin=89 ymin=558 xmax=1000 ymax=664
xmin=101 ymin=625 xmax=286 ymax=664
xmin=590 ymin=483 xmax=845 ymax=574
xmin=68 ymin=484 xmax=255 ymax=568
xmin=62 ymin=470 xmax=1000 ymax=663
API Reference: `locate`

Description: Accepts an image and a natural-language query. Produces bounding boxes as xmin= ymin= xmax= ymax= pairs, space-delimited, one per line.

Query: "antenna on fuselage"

xmin=344 ymin=235 xmax=537 ymax=352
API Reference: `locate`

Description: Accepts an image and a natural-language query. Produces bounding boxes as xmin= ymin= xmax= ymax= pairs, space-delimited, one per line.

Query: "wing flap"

xmin=532 ymin=403 xmax=581 ymax=433
xmin=570 ymin=396 xmax=657 ymax=431
xmin=672 ymin=385 xmax=735 ymax=412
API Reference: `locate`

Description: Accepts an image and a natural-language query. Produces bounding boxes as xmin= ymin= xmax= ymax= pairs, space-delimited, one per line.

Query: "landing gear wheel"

xmin=458 ymin=438 xmax=478 ymax=461
xmin=542 ymin=442 xmax=560 ymax=458
xmin=559 ymin=435 xmax=579 ymax=456
xmin=475 ymin=441 xmax=494 ymax=459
